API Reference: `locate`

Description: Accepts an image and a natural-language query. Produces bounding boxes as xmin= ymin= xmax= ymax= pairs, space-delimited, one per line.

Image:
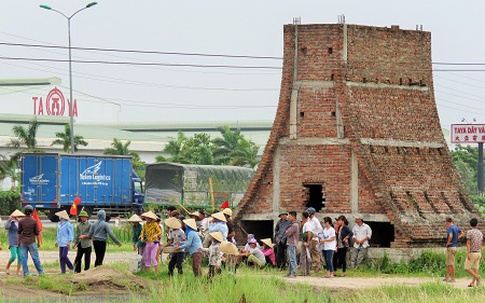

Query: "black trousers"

xmin=93 ymin=240 xmax=106 ymax=267
xmin=333 ymin=247 xmax=348 ymax=272
xmin=168 ymin=252 xmax=184 ymax=276
xmin=74 ymin=245 xmax=92 ymax=273
xmin=276 ymin=242 xmax=287 ymax=269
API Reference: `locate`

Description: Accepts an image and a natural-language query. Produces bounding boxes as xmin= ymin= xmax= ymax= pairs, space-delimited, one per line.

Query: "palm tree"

xmin=9 ymin=119 xmax=43 ymax=164
xmin=9 ymin=119 xmax=41 ymax=151
xmin=228 ymin=138 xmax=259 ymax=168
xmin=51 ymin=124 xmax=88 ymax=152
xmin=158 ymin=130 xmax=187 ymax=163
xmin=104 ymin=138 xmax=138 ymax=157
xmin=212 ymin=126 xmax=242 ymax=165
xmin=104 ymin=138 xmax=145 ymax=179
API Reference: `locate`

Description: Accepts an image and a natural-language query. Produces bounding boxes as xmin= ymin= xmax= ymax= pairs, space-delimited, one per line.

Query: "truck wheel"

xmin=48 ymin=213 xmax=59 ymax=222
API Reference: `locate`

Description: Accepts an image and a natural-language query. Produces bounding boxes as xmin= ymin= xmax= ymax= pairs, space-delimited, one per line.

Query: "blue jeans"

xmin=20 ymin=243 xmax=44 ymax=276
xmin=323 ymin=250 xmax=334 ymax=273
xmin=287 ymin=245 xmax=297 ymax=275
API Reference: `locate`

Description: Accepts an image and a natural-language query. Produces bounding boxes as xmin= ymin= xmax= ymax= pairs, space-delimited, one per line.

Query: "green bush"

xmin=0 ymin=190 xmax=21 ymax=215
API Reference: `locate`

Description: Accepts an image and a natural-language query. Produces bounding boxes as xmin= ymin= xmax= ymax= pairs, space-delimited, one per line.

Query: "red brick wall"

xmin=235 ymin=23 xmax=481 ymax=247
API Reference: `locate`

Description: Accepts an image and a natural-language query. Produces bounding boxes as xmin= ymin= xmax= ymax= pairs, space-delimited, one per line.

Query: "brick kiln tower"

xmin=235 ymin=23 xmax=481 ymax=248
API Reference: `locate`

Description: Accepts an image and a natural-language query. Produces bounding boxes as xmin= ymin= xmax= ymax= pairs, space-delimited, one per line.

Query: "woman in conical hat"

xmin=4 ymin=210 xmax=25 ymax=275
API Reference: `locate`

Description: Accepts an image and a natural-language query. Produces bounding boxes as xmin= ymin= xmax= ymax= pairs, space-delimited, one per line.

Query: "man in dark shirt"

xmin=274 ymin=210 xmax=291 ymax=270
xmin=17 ymin=205 xmax=44 ymax=276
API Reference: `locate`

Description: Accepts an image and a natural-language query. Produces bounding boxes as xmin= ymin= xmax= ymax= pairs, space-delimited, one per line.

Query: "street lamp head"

xmin=39 ymin=4 xmax=52 ymax=10
xmin=86 ymin=2 xmax=97 ymax=8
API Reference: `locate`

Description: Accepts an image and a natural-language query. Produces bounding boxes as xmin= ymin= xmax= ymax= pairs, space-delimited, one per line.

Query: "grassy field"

xmin=3 ymin=227 xmax=485 ymax=302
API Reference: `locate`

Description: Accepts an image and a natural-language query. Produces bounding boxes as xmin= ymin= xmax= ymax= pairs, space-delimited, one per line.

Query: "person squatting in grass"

xmin=5 ymin=209 xmax=25 ymax=275
xmin=55 ymin=210 xmax=74 ymax=274
xmin=72 ymin=210 xmax=93 ymax=273
xmin=80 ymin=210 xmax=122 ymax=267
xmin=465 ymin=218 xmax=483 ymax=287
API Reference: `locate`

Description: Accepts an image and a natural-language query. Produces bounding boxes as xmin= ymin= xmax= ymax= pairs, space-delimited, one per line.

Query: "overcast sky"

xmin=1 ymin=0 xmax=485 ymax=128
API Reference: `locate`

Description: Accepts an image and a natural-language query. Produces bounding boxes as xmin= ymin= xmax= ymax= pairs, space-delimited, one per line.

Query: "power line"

xmin=0 ymin=56 xmax=282 ymax=70
xmin=0 ymin=42 xmax=283 ymax=60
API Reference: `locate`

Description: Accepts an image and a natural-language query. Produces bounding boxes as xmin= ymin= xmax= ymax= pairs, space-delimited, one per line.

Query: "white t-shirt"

xmin=302 ymin=221 xmax=311 ymax=234
xmin=308 ymin=217 xmax=324 ymax=240
xmin=322 ymin=227 xmax=336 ymax=251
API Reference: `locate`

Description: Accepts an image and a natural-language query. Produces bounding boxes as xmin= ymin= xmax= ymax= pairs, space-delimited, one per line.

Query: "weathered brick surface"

xmin=234 ymin=23 xmax=481 ymax=247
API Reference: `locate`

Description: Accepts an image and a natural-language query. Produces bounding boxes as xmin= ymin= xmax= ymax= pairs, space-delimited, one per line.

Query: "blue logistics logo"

xmin=79 ymin=161 xmax=111 ymax=185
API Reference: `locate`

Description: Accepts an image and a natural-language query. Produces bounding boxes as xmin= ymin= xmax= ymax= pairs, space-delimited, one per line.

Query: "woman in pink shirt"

xmin=261 ymin=238 xmax=276 ymax=267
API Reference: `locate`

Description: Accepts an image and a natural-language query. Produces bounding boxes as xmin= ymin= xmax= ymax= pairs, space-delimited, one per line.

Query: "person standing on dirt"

xmin=465 ymin=218 xmax=483 ymax=287
xmin=444 ymin=216 xmax=463 ymax=282
xmin=81 ymin=209 xmax=121 ymax=267
xmin=306 ymin=207 xmax=324 ymax=272
xmin=285 ymin=211 xmax=299 ymax=278
xmin=17 ymin=205 xmax=44 ymax=276
xmin=55 ymin=210 xmax=74 ymax=274
xmin=350 ymin=214 xmax=372 ymax=270
xmin=5 ymin=209 xmax=25 ymax=275
xmin=332 ymin=215 xmax=353 ymax=277
xmin=73 ymin=210 xmax=93 ymax=273
xmin=274 ymin=209 xmax=291 ymax=271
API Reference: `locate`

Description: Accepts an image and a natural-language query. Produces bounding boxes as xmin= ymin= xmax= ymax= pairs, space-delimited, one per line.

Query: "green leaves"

xmin=159 ymin=126 xmax=259 ymax=168
xmin=51 ymin=124 xmax=88 ymax=152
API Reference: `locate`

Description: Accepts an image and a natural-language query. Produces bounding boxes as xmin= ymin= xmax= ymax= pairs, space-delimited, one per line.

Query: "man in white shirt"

xmin=306 ymin=207 xmax=324 ymax=272
xmin=350 ymin=214 xmax=372 ymax=270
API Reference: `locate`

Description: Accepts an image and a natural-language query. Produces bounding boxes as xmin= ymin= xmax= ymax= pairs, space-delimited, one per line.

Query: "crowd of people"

xmin=1 ymin=204 xmax=483 ymax=286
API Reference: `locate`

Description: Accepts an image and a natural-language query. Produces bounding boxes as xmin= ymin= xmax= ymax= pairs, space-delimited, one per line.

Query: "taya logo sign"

xmin=32 ymin=87 xmax=79 ymax=117
xmin=80 ymin=162 xmax=111 ymax=186
xmin=451 ymin=123 xmax=485 ymax=144
xmin=29 ymin=174 xmax=49 ymax=185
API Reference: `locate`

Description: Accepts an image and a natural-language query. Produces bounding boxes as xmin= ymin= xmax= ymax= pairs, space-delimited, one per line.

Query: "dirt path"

xmin=283 ymin=275 xmax=475 ymax=290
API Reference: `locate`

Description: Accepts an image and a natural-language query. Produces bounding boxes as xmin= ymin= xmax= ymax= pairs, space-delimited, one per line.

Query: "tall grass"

xmin=333 ymin=282 xmax=485 ymax=303
xmin=367 ymin=250 xmax=484 ymax=278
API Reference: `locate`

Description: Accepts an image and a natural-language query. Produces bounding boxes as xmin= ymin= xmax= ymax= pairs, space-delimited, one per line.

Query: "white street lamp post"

xmin=40 ymin=2 xmax=97 ymax=153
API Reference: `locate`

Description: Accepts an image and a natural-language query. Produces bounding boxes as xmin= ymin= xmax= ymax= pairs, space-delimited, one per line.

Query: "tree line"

xmin=0 ymin=120 xmax=259 ymax=187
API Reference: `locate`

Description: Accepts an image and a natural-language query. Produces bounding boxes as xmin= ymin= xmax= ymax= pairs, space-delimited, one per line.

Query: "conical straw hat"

xmin=183 ymin=218 xmax=197 ymax=231
xmin=10 ymin=209 xmax=25 ymax=217
xmin=211 ymin=211 xmax=227 ymax=222
xmin=220 ymin=242 xmax=238 ymax=255
xmin=55 ymin=210 xmax=70 ymax=221
xmin=127 ymin=214 xmax=143 ymax=222
xmin=165 ymin=217 xmax=182 ymax=229
xmin=141 ymin=211 xmax=158 ymax=220
xmin=209 ymin=231 xmax=224 ymax=243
